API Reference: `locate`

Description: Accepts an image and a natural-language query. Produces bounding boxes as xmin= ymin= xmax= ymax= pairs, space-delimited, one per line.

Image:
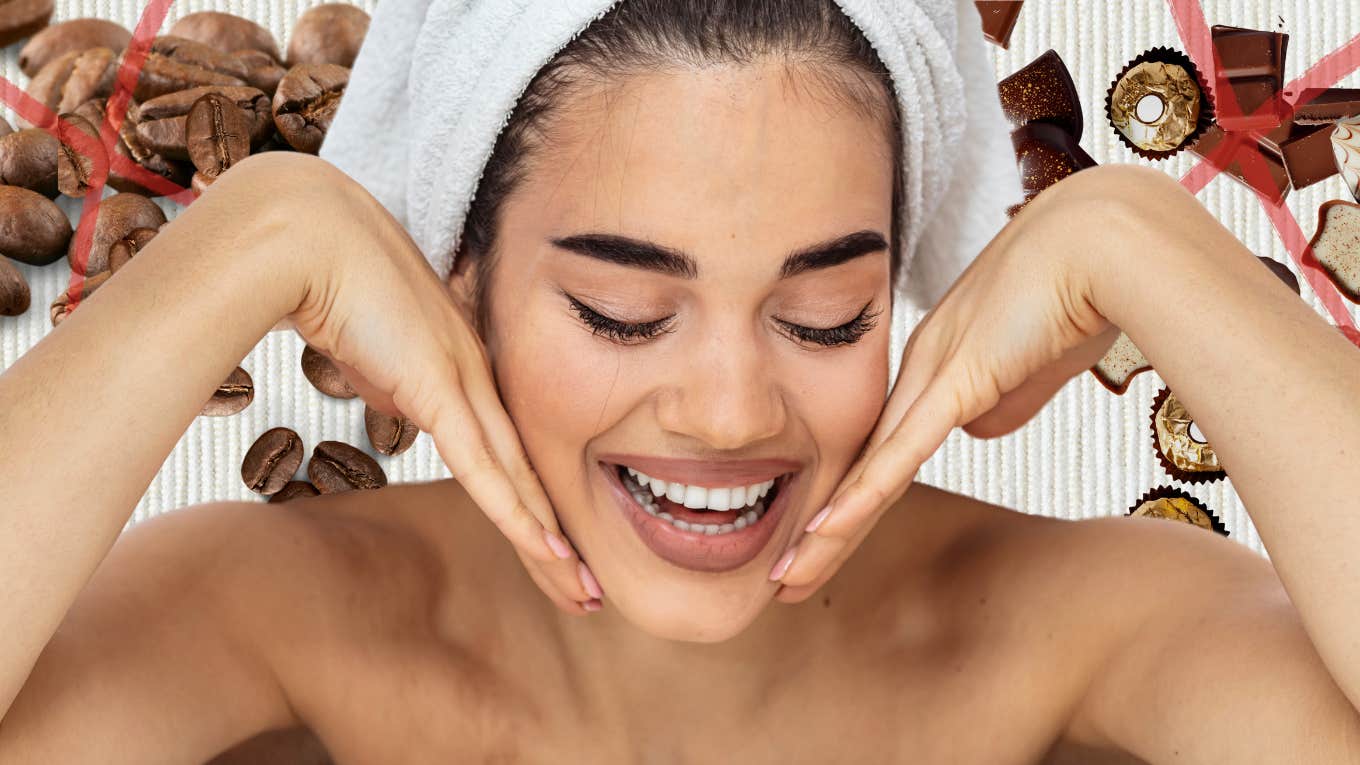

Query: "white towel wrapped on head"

xmin=319 ymin=0 xmax=1023 ymax=388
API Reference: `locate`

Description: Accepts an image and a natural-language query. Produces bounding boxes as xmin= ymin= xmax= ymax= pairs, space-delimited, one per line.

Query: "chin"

xmin=605 ymin=575 xmax=776 ymax=643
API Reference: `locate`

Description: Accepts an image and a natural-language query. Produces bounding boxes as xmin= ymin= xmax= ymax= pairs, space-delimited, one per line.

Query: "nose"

xmin=654 ymin=334 xmax=787 ymax=450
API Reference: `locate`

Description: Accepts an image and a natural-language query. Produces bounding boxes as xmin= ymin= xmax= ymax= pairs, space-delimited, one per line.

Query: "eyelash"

xmin=564 ymin=293 xmax=880 ymax=348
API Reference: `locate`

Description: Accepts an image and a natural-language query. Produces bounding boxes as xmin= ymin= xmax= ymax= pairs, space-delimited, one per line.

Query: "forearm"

xmin=1082 ymin=168 xmax=1360 ymax=709
xmin=0 ymin=171 xmax=307 ymax=716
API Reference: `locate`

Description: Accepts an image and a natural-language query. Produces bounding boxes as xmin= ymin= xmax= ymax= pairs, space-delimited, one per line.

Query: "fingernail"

xmin=543 ymin=530 xmax=573 ymax=560
xmin=805 ymin=505 xmax=833 ymax=534
xmin=770 ymin=547 xmax=796 ymax=582
xmin=578 ymin=561 xmax=604 ymax=600
xmin=582 ymin=599 xmax=603 ymax=613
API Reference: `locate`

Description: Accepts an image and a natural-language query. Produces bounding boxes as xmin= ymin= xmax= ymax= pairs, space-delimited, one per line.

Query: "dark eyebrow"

xmin=549 ymin=230 xmax=889 ymax=280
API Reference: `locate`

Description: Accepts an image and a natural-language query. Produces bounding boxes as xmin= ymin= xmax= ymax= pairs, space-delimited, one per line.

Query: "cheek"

xmin=788 ymin=338 xmax=890 ymax=472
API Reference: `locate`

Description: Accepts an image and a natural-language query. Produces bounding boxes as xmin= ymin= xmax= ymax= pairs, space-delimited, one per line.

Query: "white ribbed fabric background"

xmin=1 ymin=0 xmax=1357 ymax=556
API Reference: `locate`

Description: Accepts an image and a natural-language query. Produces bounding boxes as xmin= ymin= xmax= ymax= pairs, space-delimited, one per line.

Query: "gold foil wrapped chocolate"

xmin=1150 ymin=387 xmax=1226 ymax=483
xmin=1106 ymin=48 xmax=1210 ymax=160
xmin=1127 ymin=487 xmax=1228 ymax=536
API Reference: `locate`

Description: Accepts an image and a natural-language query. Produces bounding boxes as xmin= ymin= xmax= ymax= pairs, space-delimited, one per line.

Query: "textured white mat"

xmin=2 ymin=0 xmax=1357 ymax=556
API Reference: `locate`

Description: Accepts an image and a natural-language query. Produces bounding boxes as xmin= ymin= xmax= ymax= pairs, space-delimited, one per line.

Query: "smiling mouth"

xmin=612 ymin=463 xmax=789 ymax=535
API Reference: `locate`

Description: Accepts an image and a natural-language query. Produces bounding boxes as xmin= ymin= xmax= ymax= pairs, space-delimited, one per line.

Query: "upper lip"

xmin=598 ymin=454 xmax=801 ymax=487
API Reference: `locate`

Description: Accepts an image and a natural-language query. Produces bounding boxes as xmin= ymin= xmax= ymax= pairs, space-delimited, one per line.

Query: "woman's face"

xmin=454 ymin=61 xmax=894 ymax=642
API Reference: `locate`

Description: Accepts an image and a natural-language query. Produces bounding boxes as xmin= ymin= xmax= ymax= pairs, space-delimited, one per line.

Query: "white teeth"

xmin=734 ymin=516 xmax=747 ymax=529
xmin=627 ymin=468 xmax=778 ymax=511
xmin=706 ymin=487 xmax=731 ymax=511
xmin=682 ymin=485 xmax=708 ymax=510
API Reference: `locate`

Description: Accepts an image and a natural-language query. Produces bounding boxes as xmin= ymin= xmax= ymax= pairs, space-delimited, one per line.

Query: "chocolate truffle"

xmin=1127 ymin=486 xmax=1228 ymax=536
xmin=1150 ymin=387 xmax=1226 ymax=483
xmin=1107 ymin=49 xmax=1208 ymax=159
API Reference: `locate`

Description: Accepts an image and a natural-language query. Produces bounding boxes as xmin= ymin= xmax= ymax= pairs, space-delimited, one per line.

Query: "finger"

xmin=329 ymin=357 xmax=404 ymax=419
xmin=774 ymin=515 xmax=877 ymax=603
xmin=516 ymin=547 xmax=599 ymax=617
xmin=424 ymin=384 xmax=573 ymax=572
xmin=773 ymin=366 xmax=964 ymax=588
xmin=457 ymin=363 xmax=597 ymax=605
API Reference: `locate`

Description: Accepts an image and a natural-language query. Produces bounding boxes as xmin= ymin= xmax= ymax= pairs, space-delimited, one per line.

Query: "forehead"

xmin=513 ymin=60 xmax=895 ymax=259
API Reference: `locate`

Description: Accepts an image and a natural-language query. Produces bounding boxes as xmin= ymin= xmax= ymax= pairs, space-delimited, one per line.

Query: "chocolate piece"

xmin=1107 ymin=49 xmax=1208 ymax=159
xmin=1291 ymin=88 xmax=1360 ymax=125
xmin=1091 ymin=332 xmax=1151 ymax=395
xmin=998 ymin=50 xmax=1082 ymax=139
xmin=1306 ymin=200 xmax=1360 ymax=303
xmin=1258 ymin=256 xmax=1301 ymax=295
xmin=1280 ymin=123 xmax=1338 ymax=190
xmin=1127 ymin=486 xmax=1228 ymax=536
xmin=1150 ymin=387 xmax=1226 ymax=483
xmin=1210 ymin=25 xmax=1288 ymax=130
xmin=1332 ymin=117 xmax=1360 ymax=202
xmin=974 ymin=2 xmax=1023 ymax=49
xmin=1188 ymin=125 xmax=1290 ymax=204
xmin=1009 ymin=121 xmax=1096 ymax=215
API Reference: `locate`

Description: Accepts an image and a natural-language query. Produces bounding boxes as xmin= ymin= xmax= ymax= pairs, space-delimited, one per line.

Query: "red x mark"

xmin=1166 ymin=0 xmax=1360 ymax=340
xmin=0 ymin=0 xmax=192 ymax=312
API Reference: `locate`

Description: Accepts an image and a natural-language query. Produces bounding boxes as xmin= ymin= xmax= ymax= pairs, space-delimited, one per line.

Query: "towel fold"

xmin=319 ymin=0 xmax=1023 ymax=388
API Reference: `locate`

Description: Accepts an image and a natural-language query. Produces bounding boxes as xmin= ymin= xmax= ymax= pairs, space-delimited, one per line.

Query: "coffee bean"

xmin=190 ymin=170 xmax=214 ymax=195
xmin=0 ymin=185 xmax=71 ymax=266
xmin=300 ymin=344 xmax=357 ymax=399
xmin=186 ymin=92 xmax=252 ymax=180
xmin=234 ymin=49 xmax=287 ymax=96
xmin=105 ymin=99 xmax=193 ymax=196
xmin=0 ymin=116 xmax=13 ymax=138
xmin=49 ymin=269 xmax=108 ymax=325
xmin=272 ymin=63 xmax=348 ymax=154
xmin=242 ymin=426 xmax=304 ymax=495
xmin=364 ymin=405 xmax=419 ymax=457
xmin=69 ymin=192 xmax=166 ymax=275
xmin=169 ymin=11 xmax=281 ymax=61
xmin=0 ymin=256 xmax=30 ymax=317
xmin=107 ymin=226 xmax=157 ymax=273
xmin=133 ymin=35 xmax=248 ymax=103
xmin=267 ymin=480 xmax=319 ymax=504
xmin=26 ymin=47 xmax=117 ymax=127
xmin=0 ymin=127 xmax=59 ymax=196
xmin=19 ymin=19 xmax=131 ymax=77
xmin=0 ymin=0 xmax=53 ymax=49
xmin=201 ymin=365 xmax=254 ymax=416
xmin=287 ymin=4 xmax=370 ymax=68
xmin=308 ymin=440 xmax=387 ymax=493
xmin=137 ymin=85 xmax=273 ymax=160
xmin=56 ymin=112 xmax=103 ymax=197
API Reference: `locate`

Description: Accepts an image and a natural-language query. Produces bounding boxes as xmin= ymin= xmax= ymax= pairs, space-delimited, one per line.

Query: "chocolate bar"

xmin=1189 ymin=124 xmax=1290 ymax=203
xmin=1291 ymin=88 xmax=1360 ymax=124
xmin=974 ymin=1 xmax=1023 ymax=49
xmin=1210 ymin=25 xmax=1288 ymax=130
xmin=1281 ymin=123 xmax=1339 ymax=189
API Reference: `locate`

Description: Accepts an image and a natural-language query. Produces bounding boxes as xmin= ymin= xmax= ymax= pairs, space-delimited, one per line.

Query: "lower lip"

xmin=600 ymin=461 xmax=794 ymax=573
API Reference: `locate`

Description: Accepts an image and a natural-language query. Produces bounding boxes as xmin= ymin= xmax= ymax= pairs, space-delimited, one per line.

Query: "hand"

xmin=220 ymin=152 xmax=603 ymax=616
xmin=770 ymin=166 xmax=1148 ymax=603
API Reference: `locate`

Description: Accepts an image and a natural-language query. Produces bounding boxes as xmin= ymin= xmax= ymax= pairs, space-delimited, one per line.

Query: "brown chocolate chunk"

xmin=1280 ymin=123 xmax=1338 ymax=190
xmin=1009 ymin=121 xmax=1096 ymax=215
xmin=1210 ymin=25 xmax=1288 ymax=130
xmin=1257 ymin=256 xmax=1301 ymax=295
xmin=1291 ymin=87 xmax=1360 ymax=124
xmin=998 ymin=49 xmax=1083 ymax=140
xmin=974 ymin=1 xmax=1023 ymax=49
xmin=1188 ymin=125 xmax=1290 ymax=204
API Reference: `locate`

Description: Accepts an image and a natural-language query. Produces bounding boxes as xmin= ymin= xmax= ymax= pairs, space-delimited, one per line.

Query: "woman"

xmin=2 ymin=0 xmax=1360 ymax=762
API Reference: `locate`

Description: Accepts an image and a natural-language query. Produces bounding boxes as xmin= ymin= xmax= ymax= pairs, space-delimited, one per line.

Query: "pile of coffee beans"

xmin=0 ymin=4 xmax=370 ymax=328
xmin=243 ymin=426 xmax=389 ymax=501
xmin=0 ymin=4 xmax=422 ymax=495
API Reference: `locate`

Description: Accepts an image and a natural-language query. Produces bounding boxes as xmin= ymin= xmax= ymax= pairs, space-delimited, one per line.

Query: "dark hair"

xmin=458 ymin=0 xmax=904 ymax=336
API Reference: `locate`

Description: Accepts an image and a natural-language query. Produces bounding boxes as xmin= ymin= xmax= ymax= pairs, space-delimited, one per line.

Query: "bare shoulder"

xmin=887 ymin=485 xmax=1360 ymax=763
